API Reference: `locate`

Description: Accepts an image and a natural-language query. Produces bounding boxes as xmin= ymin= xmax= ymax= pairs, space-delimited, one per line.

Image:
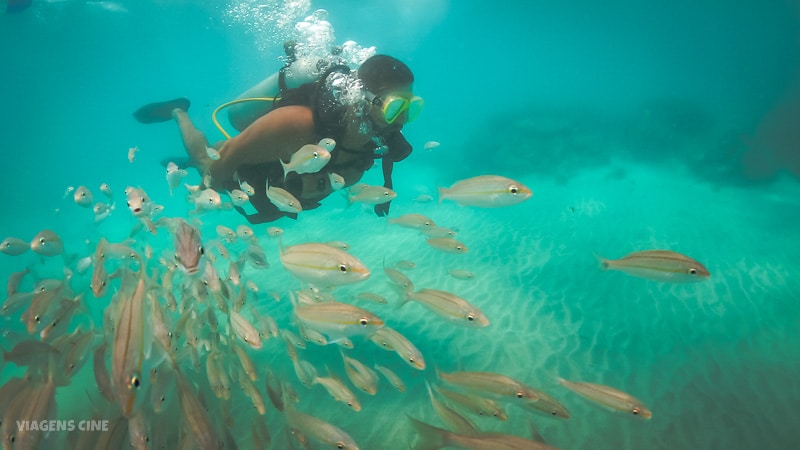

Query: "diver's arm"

xmin=210 ymin=106 xmax=317 ymax=183
xmin=374 ymin=131 xmax=412 ymax=216
xmin=374 ymin=157 xmax=395 ymax=217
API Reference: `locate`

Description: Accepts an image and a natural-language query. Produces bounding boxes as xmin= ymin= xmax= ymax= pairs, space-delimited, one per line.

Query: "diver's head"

xmin=358 ymin=55 xmax=423 ymax=130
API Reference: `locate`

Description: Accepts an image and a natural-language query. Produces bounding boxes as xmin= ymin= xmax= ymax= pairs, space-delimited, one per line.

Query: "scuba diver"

xmin=133 ymin=48 xmax=422 ymax=224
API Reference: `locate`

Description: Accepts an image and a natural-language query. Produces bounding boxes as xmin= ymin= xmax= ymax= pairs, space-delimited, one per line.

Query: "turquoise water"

xmin=1 ymin=1 xmax=799 ymax=449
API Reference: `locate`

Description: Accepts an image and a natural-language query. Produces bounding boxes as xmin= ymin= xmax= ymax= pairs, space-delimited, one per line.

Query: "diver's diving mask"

xmin=365 ymin=91 xmax=424 ymax=125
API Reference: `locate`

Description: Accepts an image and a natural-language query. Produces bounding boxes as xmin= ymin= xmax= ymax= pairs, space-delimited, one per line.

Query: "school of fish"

xmin=0 ymin=136 xmax=712 ymax=449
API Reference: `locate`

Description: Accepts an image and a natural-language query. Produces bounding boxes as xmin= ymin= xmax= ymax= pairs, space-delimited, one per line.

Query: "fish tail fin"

xmin=593 ymin=252 xmax=609 ymax=270
xmin=407 ymin=415 xmax=448 ymax=450
xmin=280 ymin=160 xmax=289 ymax=181
xmin=395 ymin=287 xmax=412 ymax=308
xmin=437 ymin=187 xmax=446 ymax=204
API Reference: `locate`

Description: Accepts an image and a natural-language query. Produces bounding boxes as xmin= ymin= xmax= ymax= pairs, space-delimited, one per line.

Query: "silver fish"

xmin=329 ymin=172 xmax=346 ymax=191
xmin=408 ymin=416 xmax=557 ymax=450
xmin=93 ymin=202 xmax=113 ymax=223
xmin=0 ymin=237 xmax=29 ymax=256
xmin=404 ymin=288 xmax=489 ymax=327
xmin=313 ymin=375 xmax=362 ymax=411
xmin=388 ymin=213 xmax=436 ymax=230
xmin=125 ymin=186 xmax=152 ymax=217
xmin=437 ymin=370 xmax=540 ymax=403
xmin=433 ymin=384 xmax=508 ymax=420
xmin=340 ymin=349 xmax=379 ymax=395
xmin=426 ymin=237 xmax=468 ymax=254
xmin=281 ymin=143 xmax=332 ymax=179
xmin=598 ymin=249 xmax=710 ymax=283
xmin=438 ymin=175 xmax=533 ymax=207
xmin=73 ymin=185 xmax=94 ymax=207
xmin=285 ymin=407 xmax=359 ymax=450
xmin=206 ymin=146 xmax=221 ymax=160
xmin=294 ymin=302 xmax=384 ymax=342
xmin=99 ymin=182 xmax=114 ymax=200
xmin=448 ymin=269 xmax=475 ymax=280
xmin=166 ymin=162 xmax=188 ymax=196
xmin=189 ymin=188 xmax=224 ymax=211
xmin=559 ymin=378 xmax=652 ymax=419
xmin=93 ymin=341 xmax=115 ymax=402
xmin=111 ymin=276 xmax=146 ymax=417
xmin=176 ymin=370 xmax=224 ymax=449
xmin=375 ymin=364 xmax=406 ymax=392
xmin=230 ymin=309 xmax=263 ymax=350
xmin=171 ymin=219 xmax=205 ymax=275
xmin=30 ymin=229 xmax=64 ymax=256
xmin=229 ymin=188 xmax=250 ymax=206
xmin=317 ymin=137 xmax=336 ymax=151
xmin=369 ymin=326 xmax=426 ymax=370
xmin=267 ymin=184 xmax=303 ymax=214
xmin=280 ymin=243 xmax=370 ymax=287
xmin=347 ymin=184 xmax=397 ymax=205
xmin=426 ymin=382 xmax=477 ymax=435
xmin=6 ymin=267 xmax=29 ymax=297
xmin=216 ymin=225 xmax=237 ymax=243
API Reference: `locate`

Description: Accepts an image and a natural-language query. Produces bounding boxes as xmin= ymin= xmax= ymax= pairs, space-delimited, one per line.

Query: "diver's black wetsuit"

xmin=232 ymin=65 xmax=412 ymax=224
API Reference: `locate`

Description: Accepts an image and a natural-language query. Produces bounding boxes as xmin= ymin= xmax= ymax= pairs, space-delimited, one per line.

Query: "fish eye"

xmin=383 ymin=191 xmax=390 ymax=196
xmin=359 ymin=317 xmax=369 ymax=326
xmin=313 ymin=152 xmax=319 ymax=158
xmin=408 ymin=357 xmax=415 ymax=363
xmin=551 ymin=410 xmax=557 ymax=416
xmin=339 ymin=264 xmax=348 ymax=272
xmin=34 ymin=315 xmax=41 ymax=323
xmin=467 ymin=313 xmax=475 ymax=321
xmin=688 ymin=268 xmax=697 ymax=275
xmin=39 ymin=238 xmax=46 ymax=245
xmin=336 ymin=443 xmax=345 ymax=449
xmin=516 ymin=391 xmax=524 ymax=399
xmin=456 ymin=246 xmax=464 ymax=252
xmin=632 ymin=408 xmax=640 ymax=415
xmin=509 ymin=185 xmax=519 ymax=194
xmin=199 ymin=246 xmax=205 ymax=255
xmin=131 ymin=374 xmax=140 ymax=388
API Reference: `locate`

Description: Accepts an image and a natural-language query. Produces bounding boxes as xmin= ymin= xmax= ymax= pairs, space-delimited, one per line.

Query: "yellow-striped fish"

xmin=559 ymin=378 xmax=652 ymax=419
xmin=111 ymin=276 xmax=146 ymax=417
xmin=598 ymin=249 xmax=710 ymax=283
xmin=408 ymin=416 xmax=558 ymax=450
xmin=294 ymin=302 xmax=384 ymax=341
xmin=426 ymin=237 xmax=468 ymax=254
xmin=404 ymin=288 xmax=489 ymax=327
xmin=438 ymin=175 xmax=532 ymax=207
xmin=280 ymin=243 xmax=370 ymax=286
xmin=438 ymin=370 xmax=539 ymax=402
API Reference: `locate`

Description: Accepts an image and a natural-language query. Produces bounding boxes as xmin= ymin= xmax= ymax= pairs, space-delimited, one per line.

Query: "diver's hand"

xmin=374 ymin=202 xmax=390 ymax=217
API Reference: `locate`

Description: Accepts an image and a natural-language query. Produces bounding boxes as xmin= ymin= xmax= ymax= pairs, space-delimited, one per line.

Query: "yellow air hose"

xmin=211 ymin=97 xmax=280 ymax=139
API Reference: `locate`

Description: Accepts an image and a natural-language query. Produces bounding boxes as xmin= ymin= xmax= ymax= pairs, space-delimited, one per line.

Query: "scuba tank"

xmin=226 ymin=42 xmax=341 ymax=132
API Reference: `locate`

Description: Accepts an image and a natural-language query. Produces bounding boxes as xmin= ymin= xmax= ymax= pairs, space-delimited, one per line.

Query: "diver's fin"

xmin=133 ymin=97 xmax=190 ymax=124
